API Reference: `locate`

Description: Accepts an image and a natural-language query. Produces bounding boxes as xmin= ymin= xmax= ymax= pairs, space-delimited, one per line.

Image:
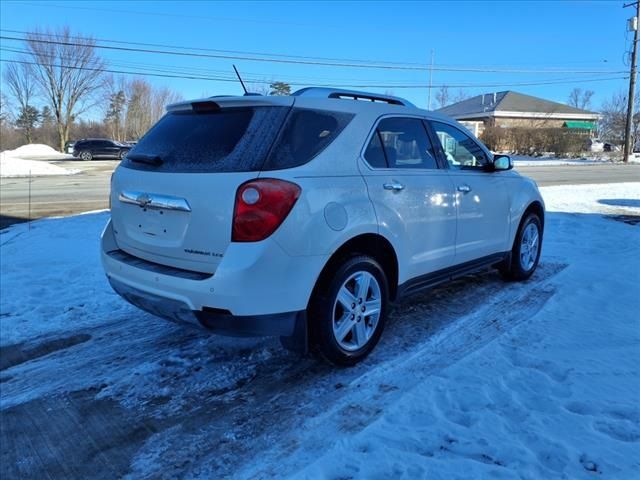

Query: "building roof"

xmin=436 ymin=91 xmax=598 ymax=120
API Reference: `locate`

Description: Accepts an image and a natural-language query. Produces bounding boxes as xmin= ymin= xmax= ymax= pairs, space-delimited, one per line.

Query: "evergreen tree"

xmin=269 ymin=81 xmax=292 ymax=96
xmin=15 ymin=105 xmax=40 ymax=143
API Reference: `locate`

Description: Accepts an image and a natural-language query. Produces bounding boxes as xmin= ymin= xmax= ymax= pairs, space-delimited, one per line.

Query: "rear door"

xmin=103 ymin=140 xmax=120 ymax=158
xmin=93 ymin=140 xmax=109 ymax=157
xmin=110 ymin=98 xmax=293 ymax=274
xmin=429 ymin=121 xmax=510 ymax=263
xmin=360 ymin=116 xmax=456 ymax=282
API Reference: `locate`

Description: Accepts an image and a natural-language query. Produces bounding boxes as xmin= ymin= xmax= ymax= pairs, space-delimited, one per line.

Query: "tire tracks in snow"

xmin=127 ymin=263 xmax=565 ymax=479
xmin=228 ymin=265 xmax=563 ymax=479
xmin=0 ymin=263 xmax=565 ymax=479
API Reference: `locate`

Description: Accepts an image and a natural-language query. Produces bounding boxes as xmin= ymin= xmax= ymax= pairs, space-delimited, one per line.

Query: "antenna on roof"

xmin=232 ymin=64 xmax=248 ymax=95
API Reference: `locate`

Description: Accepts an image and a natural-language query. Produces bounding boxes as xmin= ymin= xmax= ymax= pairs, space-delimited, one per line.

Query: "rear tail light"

xmin=232 ymin=179 xmax=301 ymax=242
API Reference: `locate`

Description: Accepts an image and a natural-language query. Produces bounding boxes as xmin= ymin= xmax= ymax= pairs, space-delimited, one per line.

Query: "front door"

xmin=429 ymin=121 xmax=510 ymax=263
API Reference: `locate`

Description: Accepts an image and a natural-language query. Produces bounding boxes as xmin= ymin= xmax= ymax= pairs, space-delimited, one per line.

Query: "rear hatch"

xmin=110 ymin=96 xmax=294 ymax=274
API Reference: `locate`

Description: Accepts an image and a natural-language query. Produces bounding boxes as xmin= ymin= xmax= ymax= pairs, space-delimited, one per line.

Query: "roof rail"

xmin=293 ymin=87 xmax=414 ymax=107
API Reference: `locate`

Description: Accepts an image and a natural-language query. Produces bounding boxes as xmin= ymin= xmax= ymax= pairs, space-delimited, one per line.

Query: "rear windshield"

xmin=122 ymin=105 xmax=353 ymax=173
xmin=122 ymin=107 xmax=289 ymax=173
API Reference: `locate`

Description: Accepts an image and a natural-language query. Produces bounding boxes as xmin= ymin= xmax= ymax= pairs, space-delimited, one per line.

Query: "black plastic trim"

xmin=196 ymin=308 xmax=304 ymax=338
xmin=397 ymin=252 xmax=508 ymax=299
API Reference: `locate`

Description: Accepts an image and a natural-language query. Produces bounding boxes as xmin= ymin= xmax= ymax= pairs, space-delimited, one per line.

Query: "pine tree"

xmin=15 ymin=105 xmax=40 ymax=143
xmin=104 ymin=90 xmax=126 ymax=141
xmin=269 ymin=81 xmax=292 ymax=96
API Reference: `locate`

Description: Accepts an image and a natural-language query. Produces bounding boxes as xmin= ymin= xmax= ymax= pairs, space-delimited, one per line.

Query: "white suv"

xmin=101 ymin=88 xmax=544 ymax=365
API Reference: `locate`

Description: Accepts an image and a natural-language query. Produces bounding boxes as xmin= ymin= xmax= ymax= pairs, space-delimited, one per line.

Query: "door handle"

xmin=457 ymin=184 xmax=472 ymax=194
xmin=383 ymin=182 xmax=405 ymax=192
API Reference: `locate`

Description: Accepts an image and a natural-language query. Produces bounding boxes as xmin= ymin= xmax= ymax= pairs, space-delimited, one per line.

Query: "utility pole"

xmin=623 ymin=1 xmax=639 ymax=163
xmin=427 ymin=50 xmax=434 ymax=110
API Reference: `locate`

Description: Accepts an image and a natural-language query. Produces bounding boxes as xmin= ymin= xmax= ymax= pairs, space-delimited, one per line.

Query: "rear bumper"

xmin=108 ymin=276 xmax=303 ymax=336
xmin=101 ymin=219 xmax=326 ymax=336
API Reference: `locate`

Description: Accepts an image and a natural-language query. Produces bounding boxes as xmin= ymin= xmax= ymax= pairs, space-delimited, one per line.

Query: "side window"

xmin=430 ymin=122 xmax=489 ymax=169
xmin=263 ymin=108 xmax=354 ymax=170
xmin=377 ymin=117 xmax=438 ymax=169
xmin=364 ymin=130 xmax=388 ymax=168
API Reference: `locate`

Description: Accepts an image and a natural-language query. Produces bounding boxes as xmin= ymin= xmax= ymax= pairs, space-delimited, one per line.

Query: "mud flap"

xmin=279 ymin=310 xmax=309 ymax=355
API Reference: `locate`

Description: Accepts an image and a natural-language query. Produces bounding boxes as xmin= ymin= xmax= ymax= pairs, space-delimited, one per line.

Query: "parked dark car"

xmin=73 ymin=138 xmax=131 ymax=161
xmin=603 ymin=142 xmax=621 ymax=152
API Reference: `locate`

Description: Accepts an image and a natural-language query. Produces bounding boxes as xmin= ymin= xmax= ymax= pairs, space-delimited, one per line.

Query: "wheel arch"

xmin=310 ymin=233 xmax=400 ymax=304
xmin=521 ymin=200 xmax=545 ymax=234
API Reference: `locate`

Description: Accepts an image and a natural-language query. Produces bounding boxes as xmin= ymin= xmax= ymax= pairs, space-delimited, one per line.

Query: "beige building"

xmin=436 ymin=91 xmax=600 ymax=137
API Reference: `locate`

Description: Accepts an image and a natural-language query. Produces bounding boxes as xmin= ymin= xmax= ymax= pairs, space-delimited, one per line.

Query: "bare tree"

xmin=124 ymin=79 xmax=153 ymax=140
xmin=123 ymin=78 xmax=182 ymax=140
xmin=150 ymin=86 xmax=182 ymax=124
xmin=246 ymin=82 xmax=270 ymax=96
xmin=25 ymin=27 xmax=106 ymax=151
xmin=0 ymin=93 xmax=10 ymax=126
xmin=568 ymin=88 xmax=595 ymax=110
xmin=3 ymin=61 xmax=38 ymax=142
xmin=452 ymin=89 xmax=470 ymax=103
xmin=435 ymin=85 xmax=450 ymax=108
xmin=600 ymin=90 xmax=640 ymax=147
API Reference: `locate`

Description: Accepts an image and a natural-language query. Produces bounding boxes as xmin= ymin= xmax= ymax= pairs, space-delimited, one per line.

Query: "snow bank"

xmin=1 ymin=144 xmax=73 ymax=160
xmin=0 ymin=143 xmax=80 ymax=177
xmin=0 ymin=144 xmax=78 ymax=177
xmin=0 ymin=156 xmax=79 ymax=177
xmin=0 ymin=212 xmax=115 ymax=343
xmin=5 ymin=144 xmax=63 ymax=157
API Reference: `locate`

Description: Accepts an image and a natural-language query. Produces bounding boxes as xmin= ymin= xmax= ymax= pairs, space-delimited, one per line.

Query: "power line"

xmin=0 ymin=32 xmax=629 ymax=75
xmin=0 ymin=28 xmax=427 ymax=68
xmin=0 ymin=58 xmax=240 ymax=83
xmin=3 ymin=45 xmax=621 ymax=88
xmin=0 ymin=58 xmax=627 ymax=89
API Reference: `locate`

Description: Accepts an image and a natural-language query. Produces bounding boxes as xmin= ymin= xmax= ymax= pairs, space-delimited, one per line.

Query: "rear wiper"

xmin=127 ymin=153 xmax=163 ymax=166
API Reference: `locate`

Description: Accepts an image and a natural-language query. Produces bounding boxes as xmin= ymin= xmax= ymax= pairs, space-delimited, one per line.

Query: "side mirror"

xmin=493 ymin=154 xmax=513 ymax=171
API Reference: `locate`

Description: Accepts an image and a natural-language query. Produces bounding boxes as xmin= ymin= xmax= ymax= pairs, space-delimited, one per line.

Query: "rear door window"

xmin=122 ymin=107 xmax=290 ymax=173
xmin=364 ymin=131 xmax=388 ymax=168
xmin=363 ymin=117 xmax=439 ymax=170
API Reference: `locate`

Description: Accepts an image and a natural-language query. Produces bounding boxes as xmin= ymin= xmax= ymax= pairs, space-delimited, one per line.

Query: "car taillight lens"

xmin=232 ymin=179 xmax=301 ymax=242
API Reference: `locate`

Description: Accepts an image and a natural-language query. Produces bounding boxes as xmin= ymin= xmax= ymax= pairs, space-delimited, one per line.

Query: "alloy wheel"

xmin=520 ymin=222 xmax=540 ymax=271
xmin=332 ymin=271 xmax=382 ymax=351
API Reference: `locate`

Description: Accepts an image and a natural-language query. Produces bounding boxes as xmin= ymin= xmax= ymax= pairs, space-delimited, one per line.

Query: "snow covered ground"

xmin=512 ymin=154 xmax=620 ymax=167
xmin=0 ymin=144 xmax=77 ymax=177
xmin=0 ymin=183 xmax=638 ymax=479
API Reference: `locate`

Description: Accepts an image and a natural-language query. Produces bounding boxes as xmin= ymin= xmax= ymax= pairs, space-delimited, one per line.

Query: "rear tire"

xmin=309 ymin=255 xmax=389 ymax=366
xmin=79 ymin=150 xmax=92 ymax=161
xmin=119 ymin=150 xmax=128 ymax=160
xmin=501 ymin=212 xmax=542 ymax=281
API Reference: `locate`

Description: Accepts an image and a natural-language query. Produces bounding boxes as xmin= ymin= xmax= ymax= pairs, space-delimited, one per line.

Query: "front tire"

xmin=79 ymin=150 xmax=92 ymax=161
xmin=501 ymin=212 xmax=542 ymax=281
xmin=119 ymin=150 xmax=128 ymax=160
xmin=310 ymin=255 xmax=389 ymax=366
